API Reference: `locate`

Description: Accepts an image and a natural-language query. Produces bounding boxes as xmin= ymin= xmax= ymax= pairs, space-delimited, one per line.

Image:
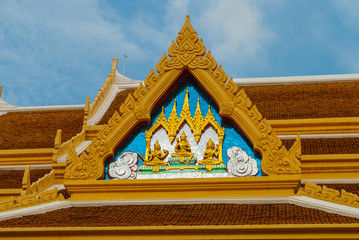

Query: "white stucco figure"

xmin=226 ymin=147 xmax=258 ymax=177
xmin=108 ymin=151 xmax=139 ymax=179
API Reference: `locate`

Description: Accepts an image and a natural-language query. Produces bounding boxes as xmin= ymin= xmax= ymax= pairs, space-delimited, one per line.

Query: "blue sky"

xmin=1 ymin=0 xmax=359 ymax=106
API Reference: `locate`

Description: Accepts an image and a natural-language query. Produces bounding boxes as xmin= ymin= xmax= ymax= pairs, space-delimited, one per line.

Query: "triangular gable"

xmin=64 ymin=16 xmax=301 ymax=180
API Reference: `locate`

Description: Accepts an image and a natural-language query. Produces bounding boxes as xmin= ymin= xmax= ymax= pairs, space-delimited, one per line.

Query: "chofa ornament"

xmin=226 ymin=146 xmax=258 ymax=177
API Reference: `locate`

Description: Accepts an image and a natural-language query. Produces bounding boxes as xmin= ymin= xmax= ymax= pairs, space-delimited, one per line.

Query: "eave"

xmin=2 ymin=224 xmax=359 ymax=239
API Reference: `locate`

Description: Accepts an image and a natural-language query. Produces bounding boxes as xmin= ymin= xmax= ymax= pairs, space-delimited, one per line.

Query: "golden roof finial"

xmin=179 ymin=15 xmax=195 ymax=35
xmin=164 ymin=15 xmax=206 ymax=68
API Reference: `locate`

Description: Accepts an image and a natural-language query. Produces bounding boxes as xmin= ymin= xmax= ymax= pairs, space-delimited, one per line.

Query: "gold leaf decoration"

xmin=144 ymin=68 xmax=159 ymax=87
xmin=0 ymin=188 xmax=64 ymax=212
xmin=64 ymin=15 xmax=301 ymax=180
xmin=65 ymin=141 xmax=91 ymax=179
xmin=297 ymin=182 xmax=359 ymax=208
xmin=144 ymin=89 xmax=225 ymax=164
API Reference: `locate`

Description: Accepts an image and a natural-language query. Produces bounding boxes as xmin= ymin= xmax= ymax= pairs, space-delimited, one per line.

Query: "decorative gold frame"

xmin=297 ymin=181 xmax=359 ymax=208
xmin=65 ymin=15 xmax=301 ymax=180
xmin=143 ymin=89 xmax=225 ymax=164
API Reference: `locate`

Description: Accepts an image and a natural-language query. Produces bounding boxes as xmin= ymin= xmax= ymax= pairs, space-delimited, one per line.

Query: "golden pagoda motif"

xmin=143 ymin=89 xmax=225 ymax=166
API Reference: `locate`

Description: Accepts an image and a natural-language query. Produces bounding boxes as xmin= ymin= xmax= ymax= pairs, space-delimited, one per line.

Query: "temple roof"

xmin=1 ymin=81 xmax=359 ymax=153
xmin=282 ymin=138 xmax=359 ymax=155
xmin=242 ymin=81 xmax=359 ymax=119
xmin=0 ymin=110 xmax=84 ymax=149
xmin=0 ymin=169 xmax=51 ymax=189
xmin=1 ymin=16 xmax=359 ymax=238
xmin=98 ymin=89 xmax=135 ymax=125
xmin=98 ymin=81 xmax=359 ymax=122
xmin=1 ymin=203 xmax=359 ymax=228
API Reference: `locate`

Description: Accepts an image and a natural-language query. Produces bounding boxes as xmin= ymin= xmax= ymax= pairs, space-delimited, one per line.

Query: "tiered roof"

xmin=0 ymin=110 xmax=84 ymax=149
xmin=0 ymin=15 xmax=359 ymax=239
xmin=0 ymin=169 xmax=51 ymax=189
xmin=1 ymin=204 xmax=359 ymax=227
xmin=242 ymin=82 xmax=359 ymax=119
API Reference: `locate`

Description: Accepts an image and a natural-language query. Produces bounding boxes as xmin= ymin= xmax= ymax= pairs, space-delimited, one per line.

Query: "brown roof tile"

xmin=282 ymin=138 xmax=359 ymax=155
xmin=0 ymin=110 xmax=84 ymax=149
xmin=98 ymin=90 xmax=134 ymax=125
xmin=0 ymin=204 xmax=358 ymax=227
xmin=0 ymin=170 xmax=23 ymax=189
xmin=242 ymin=82 xmax=359 ymax=119
xmin=0 ymin=169 xmax=51 ymax=189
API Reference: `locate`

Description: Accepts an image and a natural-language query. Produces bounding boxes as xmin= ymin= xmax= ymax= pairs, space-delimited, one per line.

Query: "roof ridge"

xmin=234 ymin=73 xmax=359 ymax=86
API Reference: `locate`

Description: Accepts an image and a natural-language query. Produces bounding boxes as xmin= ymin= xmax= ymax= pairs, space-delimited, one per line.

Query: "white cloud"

xmin=0 ymin=0 xmax=275 ymax=106
xmin=0 ymin=0 xmax=143 ymax=106
xmin=165 ymin=0 xmax=191 ymax=34
xmin=196 ymin=0 xmax=273 ymax=62
xmin=124 ymin=17 xmax=171 ymax=61
xmin=160 ymin=0 xmax=273 ymax=76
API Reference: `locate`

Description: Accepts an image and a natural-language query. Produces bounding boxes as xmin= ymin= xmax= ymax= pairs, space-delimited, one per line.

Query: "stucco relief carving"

xmin=297 ymin=182 xmax=359 ymax=208
xmin=231 ymin=89 xmax=301 ymax=175
xmin=108 ymin=151 xmax=139 ymax=180
xmin=226 ymin=147 xmax=258 ymax=177
xmin=0 ymin=187 xmax=64 ymax=212
xmin=63 ymin=15 xmax=301 ymax=180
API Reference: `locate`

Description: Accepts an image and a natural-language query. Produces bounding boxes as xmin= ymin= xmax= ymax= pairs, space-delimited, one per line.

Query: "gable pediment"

xmin=64 ymin=15 xmax=301 ymax=181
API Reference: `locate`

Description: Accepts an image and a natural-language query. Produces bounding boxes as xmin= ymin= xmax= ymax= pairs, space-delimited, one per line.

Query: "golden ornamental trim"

xmin=88 ymin=57 xmax=118 ymax=119
xmin=64 ymin=15 xmax=301 ymax=180
xmin=0 ymin=187 xmax=64 ymax=212
xmin=141 ymin=89 xmax=225 ymax=166
xmin=297 ymin=181 xmax=359 ymax=208
xmin=57 ymin=130 xmax=86 ymax=158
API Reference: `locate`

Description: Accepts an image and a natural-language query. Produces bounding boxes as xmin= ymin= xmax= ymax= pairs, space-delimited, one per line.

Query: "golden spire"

xmin=168 ymin=99 xmax=178 ymax=142
xmin=194 ymin=98 xmax=203 ymax=121
xmin=205 ymin=105 xmax=214 ymax=120
xmin=168 ymin=99 xmax=178 ymax=120
xmin=178 ymin=15 xmax=196 ymax=39
xmin=179 ymin=89 xmax=192 ymax=118
xmin=158 ymin=106 xmax=167 ymax=122
xmin=193 ymin=98 xmax=204 ymax=142
xmin=162 ymin=16 xmax=206 ymax=70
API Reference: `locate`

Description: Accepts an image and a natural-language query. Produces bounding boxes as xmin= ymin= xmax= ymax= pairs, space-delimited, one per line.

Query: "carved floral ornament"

xmin=64 ymin=15 xmax=301 ymax=180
